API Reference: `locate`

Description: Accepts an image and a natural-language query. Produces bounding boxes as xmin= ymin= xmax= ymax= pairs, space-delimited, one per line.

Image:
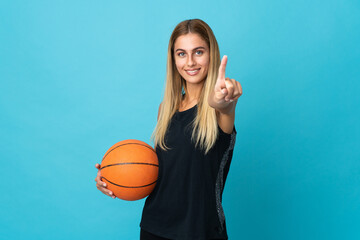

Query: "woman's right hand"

xmin=95 ymin=163 xmax=116 ymax=199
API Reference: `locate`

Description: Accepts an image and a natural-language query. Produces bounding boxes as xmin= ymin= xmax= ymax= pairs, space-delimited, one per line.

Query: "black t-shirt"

xmin=140 ymin=105 xmax=236 ymax=240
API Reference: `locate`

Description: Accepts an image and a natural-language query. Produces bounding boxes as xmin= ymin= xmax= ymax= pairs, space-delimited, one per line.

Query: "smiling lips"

xmin=185 ymin=68 xmax=201 ymax=76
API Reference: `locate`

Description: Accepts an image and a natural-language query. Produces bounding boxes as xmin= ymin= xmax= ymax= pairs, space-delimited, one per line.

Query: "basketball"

xmin=100 ymin=139 xmax=159 ymax=201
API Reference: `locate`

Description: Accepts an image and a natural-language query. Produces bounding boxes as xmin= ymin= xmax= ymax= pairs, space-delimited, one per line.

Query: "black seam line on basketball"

xmin=102 ymin=177 xmax=157 ymax=188
xmin=102 ymin=143 xmax=156 ymax=162
xmin=100 ymin=162 xmax=159 ymax=170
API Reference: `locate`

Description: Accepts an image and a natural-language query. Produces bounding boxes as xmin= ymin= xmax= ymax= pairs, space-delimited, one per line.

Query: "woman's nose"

xmin=187 ymin=55 xmax=196 ymax=67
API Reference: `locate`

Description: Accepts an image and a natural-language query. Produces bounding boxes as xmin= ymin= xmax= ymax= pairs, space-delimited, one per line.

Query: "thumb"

xmin=215 ymin=77 xmax=226 ymax=92
xmin=215 ymin=82 xmax=228 ymax=100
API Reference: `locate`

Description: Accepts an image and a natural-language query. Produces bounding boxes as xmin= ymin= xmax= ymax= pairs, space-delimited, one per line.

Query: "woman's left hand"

xmin=208 ymin=55 xmax=242 ymax=132
xmin=214 ymin=55 xmax=242 ymax=103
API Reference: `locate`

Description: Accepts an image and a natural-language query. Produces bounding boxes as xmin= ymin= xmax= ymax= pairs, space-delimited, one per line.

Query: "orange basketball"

xmin=100 ymin=139 xmax=159 ymax=201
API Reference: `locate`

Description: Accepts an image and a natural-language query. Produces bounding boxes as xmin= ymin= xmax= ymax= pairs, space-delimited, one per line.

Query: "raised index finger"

xmin=218 ymin=55 xmax=228 ymax=80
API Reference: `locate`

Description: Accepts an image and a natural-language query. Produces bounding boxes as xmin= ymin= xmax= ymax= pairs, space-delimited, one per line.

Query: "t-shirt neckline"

xmin=177 ymin=104 xmax=198 ymax=113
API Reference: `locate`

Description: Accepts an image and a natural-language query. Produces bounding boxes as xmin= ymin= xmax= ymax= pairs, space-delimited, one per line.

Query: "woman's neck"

xmin=180 ymin=82 xmax=204 ymax=110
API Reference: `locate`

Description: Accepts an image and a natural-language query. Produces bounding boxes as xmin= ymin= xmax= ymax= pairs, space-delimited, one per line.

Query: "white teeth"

xmin=186 ymin=69 xmax=199 ymax=73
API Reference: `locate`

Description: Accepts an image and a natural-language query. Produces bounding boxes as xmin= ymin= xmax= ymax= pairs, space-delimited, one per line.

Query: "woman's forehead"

xmin=174 ymin=33 xmax=208 ymax=51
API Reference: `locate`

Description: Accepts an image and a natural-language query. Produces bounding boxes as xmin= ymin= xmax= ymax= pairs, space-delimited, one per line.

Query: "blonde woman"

xmin=95 ymin=19 xmax=242 ymax=240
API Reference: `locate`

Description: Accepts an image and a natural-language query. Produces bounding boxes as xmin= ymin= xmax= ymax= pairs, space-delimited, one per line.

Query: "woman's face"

xmin=173 ymin=33 xmax=210 ymax=85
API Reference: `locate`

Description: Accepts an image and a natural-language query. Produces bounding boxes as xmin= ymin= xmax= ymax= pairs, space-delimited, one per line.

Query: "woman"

xmin=95 ymin=19 xmax=242 ymax=240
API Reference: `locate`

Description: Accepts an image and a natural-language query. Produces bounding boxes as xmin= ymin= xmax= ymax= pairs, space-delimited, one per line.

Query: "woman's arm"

xmin=208 ymin=55 xmax=242 ymax=134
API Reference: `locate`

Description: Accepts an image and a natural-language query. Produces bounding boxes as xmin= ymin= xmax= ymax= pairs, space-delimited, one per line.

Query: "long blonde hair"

xmin=153 ymin=19 xmax=221 ymax=154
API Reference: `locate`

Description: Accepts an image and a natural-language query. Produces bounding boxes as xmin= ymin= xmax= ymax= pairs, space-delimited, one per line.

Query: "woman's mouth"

xmin=185 ymin=68 xmax=200 ymax=76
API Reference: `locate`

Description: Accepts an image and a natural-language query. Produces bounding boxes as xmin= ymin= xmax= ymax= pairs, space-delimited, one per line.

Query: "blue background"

xmin=1 ymin=0 xmax=359 ymax=239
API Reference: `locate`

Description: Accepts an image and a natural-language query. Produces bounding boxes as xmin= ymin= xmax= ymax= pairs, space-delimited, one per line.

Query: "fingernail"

xmin=221 ymin=89 xmax=226 ymax=94
xmin=103 ymin=184 xmax=106 ymax=187
xmin=230 ymin=99 xmax=234 ymax=102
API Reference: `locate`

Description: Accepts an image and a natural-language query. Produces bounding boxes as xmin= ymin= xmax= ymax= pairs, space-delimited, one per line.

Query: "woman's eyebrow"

xmin=175 ymin=46 xmax=206 ymax=52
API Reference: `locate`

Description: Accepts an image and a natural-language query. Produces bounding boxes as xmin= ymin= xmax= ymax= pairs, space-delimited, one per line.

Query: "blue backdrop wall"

xmin=1 ymin=0 xmax=359 ymax=239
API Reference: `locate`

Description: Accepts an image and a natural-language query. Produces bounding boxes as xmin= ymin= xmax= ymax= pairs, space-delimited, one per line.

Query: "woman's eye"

xmin=196 ymin=50 xmax=203 ymax=55
xmin=178 ymin=52 xmax=185 ymax=57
